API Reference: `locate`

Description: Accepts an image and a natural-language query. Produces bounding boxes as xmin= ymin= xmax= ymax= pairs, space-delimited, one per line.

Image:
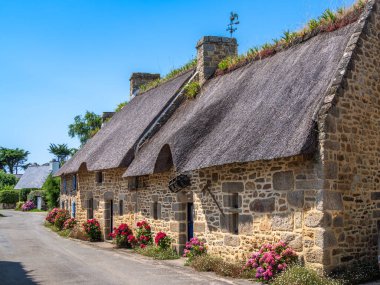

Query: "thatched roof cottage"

xmin=56 ymin=0 xmax=380 ymax=272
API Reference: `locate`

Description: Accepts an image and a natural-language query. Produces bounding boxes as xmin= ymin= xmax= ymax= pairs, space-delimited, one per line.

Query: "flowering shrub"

xmin=83 ymin=219 xmax=102 ymax=241
xmin=109 ymin=223 xmax=137 ymax=248
xmin=183 ymin=237 xmax=207 ymax=261
xmin=155 ymin=232 xmax=172 ymax=250
xmin=54 ymin=209 xmax=70 ymax=230
xmin=136 ymin=221 xmax=153 ymax=248
xmin=46 ymin=208 xmax=60 ymax=223
xmin=243 ymin=241 xmax=297 ymax=282
xmin=21 ymin=200 xmax=36 ymax=211
xmin=63 ymin=218 xmax=77 ymax=230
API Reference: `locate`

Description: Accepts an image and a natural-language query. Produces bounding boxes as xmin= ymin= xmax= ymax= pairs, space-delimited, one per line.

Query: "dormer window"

xmin=96 ymin=172 xmax=103 ymax=184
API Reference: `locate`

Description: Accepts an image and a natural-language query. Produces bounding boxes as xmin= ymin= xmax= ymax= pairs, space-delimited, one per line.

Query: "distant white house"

xmin=14 ymin=161 xmax=60 ymax=209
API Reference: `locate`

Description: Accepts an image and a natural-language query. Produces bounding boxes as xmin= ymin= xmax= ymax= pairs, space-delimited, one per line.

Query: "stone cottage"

xmin=56 ymin=0 xmax=380 ymax=273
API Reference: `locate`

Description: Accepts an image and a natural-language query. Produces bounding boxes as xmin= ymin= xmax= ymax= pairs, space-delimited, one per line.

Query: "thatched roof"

xmin=56 ymin=70 xmax=193 ymax=175
xmin=124 ymin=22 xmax=359 ymax=177
xmin=15 ymin=165 xmax=51 ymax=189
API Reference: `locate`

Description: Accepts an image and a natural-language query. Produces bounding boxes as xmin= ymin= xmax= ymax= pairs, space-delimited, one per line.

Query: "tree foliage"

xmin=48 ymin=143 xmax=75 ymax=166
xmin=68 ymin=111 xmax=102 ymax=145
xmin=43 ymin=174 xmax=60 ymax=209
xmin=0 ymin=147 xmax=29 ymax=174
xmin=0 ymin=170 xmax=17 ymax=188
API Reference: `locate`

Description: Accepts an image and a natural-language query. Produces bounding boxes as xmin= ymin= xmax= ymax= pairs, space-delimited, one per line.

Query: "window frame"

xmin=96 ymin=172 xmax=103 ymax=184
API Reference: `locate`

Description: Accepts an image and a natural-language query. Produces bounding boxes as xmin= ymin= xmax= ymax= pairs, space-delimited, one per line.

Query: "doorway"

xmin=187 ymin=203 xmax=194 ymax=241
xmin=104 ymin=200 xmax=114 ymax=240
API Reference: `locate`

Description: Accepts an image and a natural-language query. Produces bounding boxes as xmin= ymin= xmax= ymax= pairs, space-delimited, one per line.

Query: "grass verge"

xmin=135 ymin=245 xmax=180 ymax=260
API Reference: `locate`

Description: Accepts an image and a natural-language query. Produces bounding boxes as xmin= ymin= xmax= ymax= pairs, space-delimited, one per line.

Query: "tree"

xmin=43 ymin=175 xmax=60 ymax=209
xmin=68 ymin=111 xmax=102 ymax=145
xmin=0 ymin=171 xmax=17 ymax=189
xmin=48 ymin=143 xmax=74 ymax=166
xmin=0 ymin=147 xmax=29 ymax=174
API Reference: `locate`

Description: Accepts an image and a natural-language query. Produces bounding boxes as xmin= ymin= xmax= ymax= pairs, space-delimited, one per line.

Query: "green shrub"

xmin=330 ymin=262 xmax=380 ymax=285
xmin=183 ymin=81 xmax=200 ymax=99
xmin=15 ymin=201 xmax=23 ymax=211
xmin=135 ymin=245 xmax=180 ymax=260
xmin=43 ymin=175 xmax=60 ymax=209
xmin=0 ymin=190 xmax=19 ymax=204
xmin=27 ymin=190 xmax=46 ymax=206
xmin=272 ymin=265 xmax=342 ymax=285
xmin=19 ymin=189 xmax=33 ymax=202
xmin=0 ymin=171 xmax=17 ymax=188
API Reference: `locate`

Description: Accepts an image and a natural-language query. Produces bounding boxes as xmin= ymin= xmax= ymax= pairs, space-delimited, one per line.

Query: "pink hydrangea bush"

xmin=46 ymin=208 xmax=60 ymax=224
xmin=63 ymin=218 xmax=77 ymax=230
xmin=243 ymin=241 xmax=298 ymax=282
xmin=22 ymin=200 xmax=36 ymax=211
xmin=183 ymin=237 xmax=207 ymax=261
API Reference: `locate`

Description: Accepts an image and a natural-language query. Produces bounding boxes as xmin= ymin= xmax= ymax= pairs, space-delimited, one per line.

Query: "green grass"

xmin=272 ymin=265 xmax=342 ymax=285
xmin=216 ymin=0 xmax=366 ymax=75
xmin=189 ymin=254 xmax=256 ymax=279
xmin=135 ymin=245 xmax=180 ymax=260
xmin=183 ymin=81 xmax=200 ymax=99
xmin=29 ymin=209 xmax=47 ymax=212
xmin=139 ymin=58 xmax=196 ymax=94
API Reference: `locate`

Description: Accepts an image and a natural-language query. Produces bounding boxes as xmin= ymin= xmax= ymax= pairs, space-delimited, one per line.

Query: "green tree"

xmin=0 ymin=171 xmax=17 ymax=188
xmin=68 ymin=111 xmax=102 ymax=145
xmin=0 ymin=147 xmax=30 ymax=174
xmin=48 ymin=143 xmax=74 ymax=166
xmin=43 ymin=175 xmax=60 ymax=209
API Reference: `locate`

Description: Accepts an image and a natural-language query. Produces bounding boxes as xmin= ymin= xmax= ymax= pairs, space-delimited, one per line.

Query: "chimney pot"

xmin=196 ymin=36 xmax=238 ymax=85
xmin=129 ymin=73 xmax=160 ymax=97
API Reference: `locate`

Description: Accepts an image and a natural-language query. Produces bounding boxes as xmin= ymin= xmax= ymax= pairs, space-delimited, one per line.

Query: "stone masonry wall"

xmin=317 ymin=0 xmax=380 ymax=272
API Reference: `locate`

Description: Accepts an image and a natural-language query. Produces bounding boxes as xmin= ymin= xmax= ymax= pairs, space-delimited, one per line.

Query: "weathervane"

xmin=226 ymin=12 xmax=239 ymax=37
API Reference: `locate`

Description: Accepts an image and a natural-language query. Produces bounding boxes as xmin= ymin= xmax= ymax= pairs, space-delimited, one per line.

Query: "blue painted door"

xmin=187 ymin=203 xmax=194 ymax=241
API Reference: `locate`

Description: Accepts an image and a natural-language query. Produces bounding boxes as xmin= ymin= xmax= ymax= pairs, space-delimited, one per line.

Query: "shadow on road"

xmin=0 ymin=261 xmax=37 ymax=285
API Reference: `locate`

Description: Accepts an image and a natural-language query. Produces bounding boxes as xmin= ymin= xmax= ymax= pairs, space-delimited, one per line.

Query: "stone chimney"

xmin=50 ymin=160 xmax=60 ymax=175
xmin=196 ymin=36 xmax=238 ymax=85
xmin=129 ymin=73 xmax=160 ymax=97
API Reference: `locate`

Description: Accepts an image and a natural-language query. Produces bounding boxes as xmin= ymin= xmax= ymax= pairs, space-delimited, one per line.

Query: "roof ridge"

xmin=214 ymin=1 xmax=367 ymax=77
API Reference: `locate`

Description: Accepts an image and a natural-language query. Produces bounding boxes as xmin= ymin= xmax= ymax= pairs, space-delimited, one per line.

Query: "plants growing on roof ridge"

xmin=139 ymin=58 xmax=197 ymax=94
xmin=216 ymin=0 xmax=368 ymax=75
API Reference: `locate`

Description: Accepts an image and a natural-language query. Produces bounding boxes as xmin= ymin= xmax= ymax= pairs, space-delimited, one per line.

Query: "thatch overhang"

xmin=124 ymin=22 xmax=360 ymax=177
xmin=55 ymin=70 xmax=194 ymax=176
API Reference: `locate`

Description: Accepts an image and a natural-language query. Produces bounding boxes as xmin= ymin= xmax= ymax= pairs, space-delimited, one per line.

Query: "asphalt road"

xmin=0 ymin=210 xmax=253 ymax=285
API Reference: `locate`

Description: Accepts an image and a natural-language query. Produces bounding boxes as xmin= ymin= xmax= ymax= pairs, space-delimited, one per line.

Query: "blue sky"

xmin=0 ymin=0 xmax=355 ymax=166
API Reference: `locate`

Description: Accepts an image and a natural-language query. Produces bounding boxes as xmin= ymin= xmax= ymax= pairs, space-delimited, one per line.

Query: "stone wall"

xmin=123 ymin=155 xmax=327 ymax=267
xmin=317 ymin=0 xmax=380 ymax=272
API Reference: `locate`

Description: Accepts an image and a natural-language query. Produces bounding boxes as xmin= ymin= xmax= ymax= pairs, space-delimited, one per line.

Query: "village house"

xmin=56 ymin=0 xmax=380 ymax=273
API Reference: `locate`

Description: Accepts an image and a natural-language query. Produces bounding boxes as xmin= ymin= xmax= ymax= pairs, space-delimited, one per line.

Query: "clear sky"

xmin=0 ymin=0 xmax=355 ymax=166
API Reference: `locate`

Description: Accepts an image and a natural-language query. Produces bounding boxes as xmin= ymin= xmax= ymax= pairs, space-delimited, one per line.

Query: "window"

xmin=72 ymin=201 xmax=76 ymax=218
xmin=152 ymin=202 xmax=159 ymax=220
xmin=96 ymin=172 xmax=103 ymax=184
xmin=232 ymin=193 xmax=239 ymax=209
xmin=128 ymin=177 xmax=139 ymax=190
xmin=87 ymin=198 xmax=94 ymax=219
xmin=72 ymin=174 xmax=77 ymax=191
xmin=63 ymin=178 xmax=67 ymax=194
xmin=119 ymin=200 xmax=124 ymax=216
